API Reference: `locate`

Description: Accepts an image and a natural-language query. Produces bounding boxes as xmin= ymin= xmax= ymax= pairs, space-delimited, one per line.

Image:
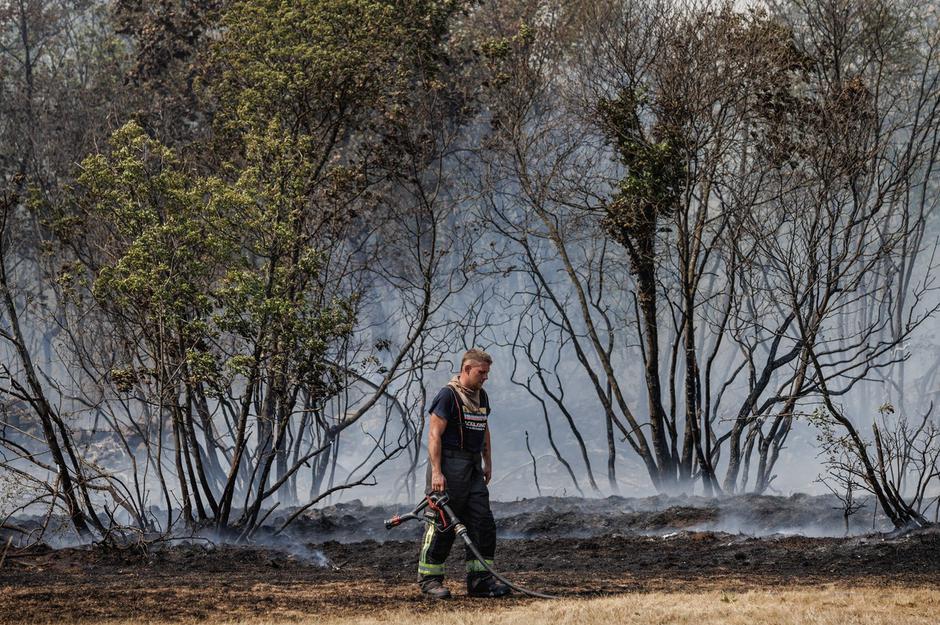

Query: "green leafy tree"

xmin=58 ymin=118 xmax=358 ymax=530
xmin=203 ymin=0 xmax=467 ymax=528
xmin=36 ymin=0 xmax=475 ymax=536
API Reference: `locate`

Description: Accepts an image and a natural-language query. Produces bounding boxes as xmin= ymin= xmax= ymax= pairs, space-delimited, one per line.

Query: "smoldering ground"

xmin=261 ymin=492 xmax=898 ymax=543
xmin=3 ymin=494 xmax=940 ymax=624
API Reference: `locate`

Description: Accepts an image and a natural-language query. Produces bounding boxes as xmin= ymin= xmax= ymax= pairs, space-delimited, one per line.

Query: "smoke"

xmin=242 ymin=533 xmax=338 ymax=569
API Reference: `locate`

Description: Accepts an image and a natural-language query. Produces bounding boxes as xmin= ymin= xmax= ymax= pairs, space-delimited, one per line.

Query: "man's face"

xmin=462 ymin=362 xmax=490 ymax=390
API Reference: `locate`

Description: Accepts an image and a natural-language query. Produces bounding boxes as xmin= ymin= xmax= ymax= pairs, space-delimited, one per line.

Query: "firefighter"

xmin=417 ymin=348 xmax=511 ymax=599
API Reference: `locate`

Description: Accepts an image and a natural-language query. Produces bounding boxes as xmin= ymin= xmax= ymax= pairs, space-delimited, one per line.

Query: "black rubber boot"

xmin=467 ymin=572 xmax=511 ymax=598
xmin=419 ymin=576 xmax=452 ymax=599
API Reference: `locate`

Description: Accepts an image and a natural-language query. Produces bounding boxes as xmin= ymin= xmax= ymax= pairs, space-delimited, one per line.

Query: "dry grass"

xmin=99 ymin=585 xmax=940 ymax=625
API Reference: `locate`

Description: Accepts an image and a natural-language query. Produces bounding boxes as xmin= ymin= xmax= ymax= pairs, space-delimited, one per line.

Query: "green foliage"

xmin=480 ymin=22 xmax=535 ymax=89
xmin=809 ymin=406 xmax=865 ymax=462
xmin=109 ymin=367 xmax=142 ymax=393
xmin=210 ymin=0 xmax=462 ymax=146
xmin=68 ymin=121 xmax=239 ymax=321
xmin=597 ymin=90 xmax=684 ymax=259
xmin=61 ymin=121 xmax=355 ymax=397
xmin=50 ymin=0 xmax=468 ymax=411
xmin=214 ymin=0 xmax=391 ymax=130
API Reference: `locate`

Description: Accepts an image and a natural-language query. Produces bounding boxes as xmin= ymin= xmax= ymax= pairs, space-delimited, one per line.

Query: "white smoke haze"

xmin=2 ymin=0 xmax=940 ymax=547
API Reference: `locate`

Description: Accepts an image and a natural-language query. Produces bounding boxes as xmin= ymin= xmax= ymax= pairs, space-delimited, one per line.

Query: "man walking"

xmin=417 ymin=348 xmax=510 ymax=599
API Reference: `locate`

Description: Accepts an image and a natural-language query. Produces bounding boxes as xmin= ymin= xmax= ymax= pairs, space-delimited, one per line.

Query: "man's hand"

xmin=483 ymin=463 xmax=492 ymax=485
xmin=428 ymin=413 xmax=447 ymax=493
xmin=431 ymin=469 xmax=447 ymax=493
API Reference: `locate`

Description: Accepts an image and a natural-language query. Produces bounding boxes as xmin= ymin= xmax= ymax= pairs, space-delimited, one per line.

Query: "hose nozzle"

xmin=383 ymin=496 xmax=432 ymax=530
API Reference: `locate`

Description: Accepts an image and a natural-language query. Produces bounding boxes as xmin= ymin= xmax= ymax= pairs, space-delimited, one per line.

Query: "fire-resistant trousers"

xmin=417 ymin=448 xmax=497 ymax=580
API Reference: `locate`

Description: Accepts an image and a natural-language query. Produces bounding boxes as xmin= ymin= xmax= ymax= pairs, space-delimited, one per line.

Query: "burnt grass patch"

xmin=2 ymin=495 xmax=938 ymax=624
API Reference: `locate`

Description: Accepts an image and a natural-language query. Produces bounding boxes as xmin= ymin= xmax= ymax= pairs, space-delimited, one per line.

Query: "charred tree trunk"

xmin=0 ymin=194 xmax=99 ymax=538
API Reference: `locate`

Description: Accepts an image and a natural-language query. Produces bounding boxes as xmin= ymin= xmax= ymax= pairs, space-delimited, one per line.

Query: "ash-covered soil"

xmin=2 ymin=494 xmax=938 ymax=624
xmin=271 ymin=492 xmax=895 ymax=543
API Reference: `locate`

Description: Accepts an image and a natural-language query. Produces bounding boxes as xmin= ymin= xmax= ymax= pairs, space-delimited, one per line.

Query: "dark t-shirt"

xmin=428 ymin=386 xmax=490 ymax=453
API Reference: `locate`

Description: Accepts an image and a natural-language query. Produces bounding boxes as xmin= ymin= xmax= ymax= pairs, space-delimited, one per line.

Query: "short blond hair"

xmin=461 ymin=348 xmax=492 ymax=369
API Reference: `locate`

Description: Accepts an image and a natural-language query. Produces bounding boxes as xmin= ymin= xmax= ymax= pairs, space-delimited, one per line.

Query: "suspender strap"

xmin=448 ymin=387 xmax=465 ymax=450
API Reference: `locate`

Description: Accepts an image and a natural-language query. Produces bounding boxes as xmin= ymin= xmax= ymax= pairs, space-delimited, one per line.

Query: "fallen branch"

xmin=0 ymin=536 xmax=11 ymax=568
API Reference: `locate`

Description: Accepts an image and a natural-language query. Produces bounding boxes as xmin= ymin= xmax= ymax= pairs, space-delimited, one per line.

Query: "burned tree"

xmin=471 ymin=0 xmax=940 ymax=499
xmin=748 ymin=0 xmax=940 ymax=526
xmin=474 ymin=0 xmax=825 ymax=494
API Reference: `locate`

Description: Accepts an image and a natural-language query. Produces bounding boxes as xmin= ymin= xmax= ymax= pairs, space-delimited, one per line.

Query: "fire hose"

xmin=384 ymin=493 xmax=557 ymax=599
